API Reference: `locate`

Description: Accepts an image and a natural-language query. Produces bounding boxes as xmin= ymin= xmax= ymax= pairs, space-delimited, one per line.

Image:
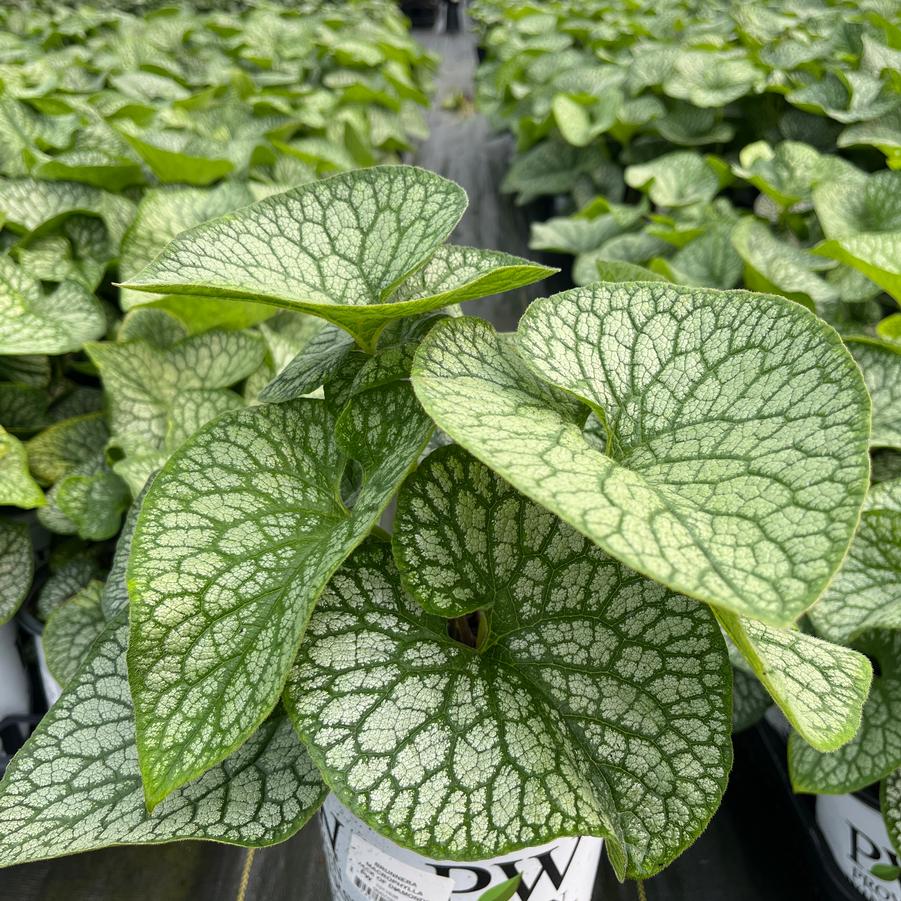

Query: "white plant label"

xmin=346 ymin=833 xmax=454 ymax=901
xmin=320 ymin=794 xmax=604 ymax=901
xmin=817 ymin=793 xmax=901 ymax=901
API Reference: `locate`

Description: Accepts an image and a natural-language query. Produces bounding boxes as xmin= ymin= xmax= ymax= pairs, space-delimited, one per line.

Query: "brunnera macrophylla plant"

xmin=0 ymin=166 xmax=880 ymax=880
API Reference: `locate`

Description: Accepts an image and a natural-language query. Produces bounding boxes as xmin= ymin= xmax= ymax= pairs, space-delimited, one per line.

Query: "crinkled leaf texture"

xmin=42 ymin=580 xmax=107 ymax=687
xmin=716 ymin=609 xmax=871 ymax=752
xmin=845 ymin=339 xmax=901 ymax=451
xmin=411 ymin=283 xmax=870 ymax=626
xmin=789 ymin=629 xmax=901 ymax=794
xmin=884 ymin=768 xmax=901 ymax=857
xmin=286 ymin=447 xmax=733 ymax=880
xmin=0 ymin=615 xmax=325 ymax=868
xmin=121 ymin=166 xmax=554 ymax=349
xmin=127 ymin=383 xmax=433 ymax=807
xmin=809 ymin=480 xmax=901 ymax=643
xmin=0 ymin=520 xmax=32 ymax=624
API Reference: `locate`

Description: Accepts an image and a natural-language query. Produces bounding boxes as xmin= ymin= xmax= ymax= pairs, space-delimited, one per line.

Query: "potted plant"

xmin=0 ymin=167 xmax=881 ymax=899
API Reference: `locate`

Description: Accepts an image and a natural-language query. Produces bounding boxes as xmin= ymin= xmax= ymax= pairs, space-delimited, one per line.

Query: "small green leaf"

xmin=412 ymin=283 xmax=870 ymax=626
xmin=809 ymin=480 xmax=901 ymax=643
xmin=789 ymin=629 xmax=901 ymax=794
xmin=37 ymin=556 xmax=100 ymax=620
xmin=844 ymin=339 xmax=901 ymax=450
xmin=0 ymin=615 xmax=325 ymax=868
xmin=0 ymin=426 xmax=44 ymax=509
xmin=625 ymin=152 xmax=721 ymax=207
xmin=127 ymin=383 xmax=432 ymax=807
xmin=42 ymin=580 xmax=106 ymax=687
xmin=259 ymin=323 xmax=356 ymax=404
xmin=652 ymin=225 xmax=741 ymax=289
xmin=871 ymin=862 xmax=901 ymax=882
xmin=552 ymin=94 xmax=592 ymax=146
xmin=597 ymin=259 xmax=668 ymax=284
xmin=0 ymin=255 xmax=106 ymax=355
xmin=716 ymin=609 xmax=872 ymax=752
xmin=39 ymin=459 xmax=130 ymax=541
xmin=813 ymin=171 xmax=901 ymax=302
xmin=479 ymin=875 xmax=522 ymax=901
xmin=731 ymin=218 xmax=835 ymax=311
xmin=0 ymin=520 xmax=32 ymax=625
xmin=664 ymin=51 xmax=762 ymax=108
xmin=26 ymin=412 xmax=109 ymax=484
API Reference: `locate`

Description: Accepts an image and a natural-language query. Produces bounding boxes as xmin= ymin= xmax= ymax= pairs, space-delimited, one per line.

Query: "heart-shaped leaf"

xmin=0 ymin=615 xmax=325 ymax=868
xmin=0 ymin=256 xmax=106 ymax=355
xmin=121 ymin=167 xmax=553 ymax=350
xmin=411 ymin=283 xmax=870 ymax=626
xmin=625 ymin=152 xmax=721 ymax=208
xmin=789 ymin=629 xmax=901 ymax=794
xmin=0 ymin=520 xmax=32 ymax=624
xmin=127 ymin=382 xmax=433 ymax=807
xmin=286 ymin=447 xmax=733 ymax=879
xmin=813 ymin=171 xmax=901 ymax=302
xmin=809 ymin=480 xmax=901 ymax=643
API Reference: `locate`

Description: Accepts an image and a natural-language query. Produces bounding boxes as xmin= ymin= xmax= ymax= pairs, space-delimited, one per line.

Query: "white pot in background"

xmin=817 ymin=792 xmax=900 ymax=901
xmin=0 ymin=623 xmax=29 ymax=723
xmin=34 ymin=635 xmax=62 ymax=708
xmin=319 ymin=794 xmax=604 ymax=901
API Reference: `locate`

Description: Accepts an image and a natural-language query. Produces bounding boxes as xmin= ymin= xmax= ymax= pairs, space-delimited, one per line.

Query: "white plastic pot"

xmin=817 ymin=792 xmax=900 ymax=901
xmin=319 ymin=794 xmax=603 ymax=901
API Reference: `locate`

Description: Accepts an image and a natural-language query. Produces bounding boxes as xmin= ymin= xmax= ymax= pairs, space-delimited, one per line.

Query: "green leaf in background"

xmin=119 ymin=183 xmax=271 ymax=331
xmin=501 ymin=139 xmax=609 ymax=205
xmin=651 ymin=225 xmax=741 ymax=289
xmin=625 ymin=152 xmax=721 ymax=207
xmin=884 ymin=769 xmax=901 ymax=858
xmin=730 ymin=218 xmax=835 ymax=311
xmin=412 ymin=283 xmax=870 ymax=626
xmin=38 ymin=458 xmax=130 ymax=542
xmin=37 ymin=555 xmax=101 ymax=621
xmin=790 ymin=629 xmax=901 ymax=794
xmin=87 ymin=323 xmax=265 ymax=494
xmin=813 ymin=171 xmax=901 ymax=302
xmin=844 ymin=339 xmax=901 ymax=450
xmin=42 ymin=579 xmax=106 ymax=687
xmin=0 ymin=426 xmax=44 ymax=509
xmin=716 ymin=609 xmax=871 ymax=751
xmin=0 ymin=615 xmax=325 ymax=868
xmin=663 ymin=52 xmax=762 ymax=108
xmin=809 ymin=480 xmax=901 ymax=643
xmin=118 ymin=129 xmax=235 ymax=186
xmin=597 ymin=259 xmax=667 ymax=284
xmin=127 ymin=383 xmax=432 ymax=807
xmin=0 ymin=520 xmax=32 ymax=624
xmin=123 ymin=168 xmax=552 ymax=350
xmin=287 ymin=518 xmax=731 ymax=878
xmin=733 ymin=140 xmax=858 ymax=208
xmin=0 ymin=256 xmax=106 ymax=355
xmin=26 ymin=411 xmax=108 ymax=484
xmin=731 ymin=667 xmax=771 ymax=734
xmin=839 ymin=108 xmax=901 ymax=170
xmin=0 ymin=178 xmax=134 ymax=246
xmin=552 ymin=93 xmax=592 ymax=146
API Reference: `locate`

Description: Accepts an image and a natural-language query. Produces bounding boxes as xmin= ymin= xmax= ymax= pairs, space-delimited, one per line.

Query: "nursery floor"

xmin=0 ymin=13 xmax=843 ymax=901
